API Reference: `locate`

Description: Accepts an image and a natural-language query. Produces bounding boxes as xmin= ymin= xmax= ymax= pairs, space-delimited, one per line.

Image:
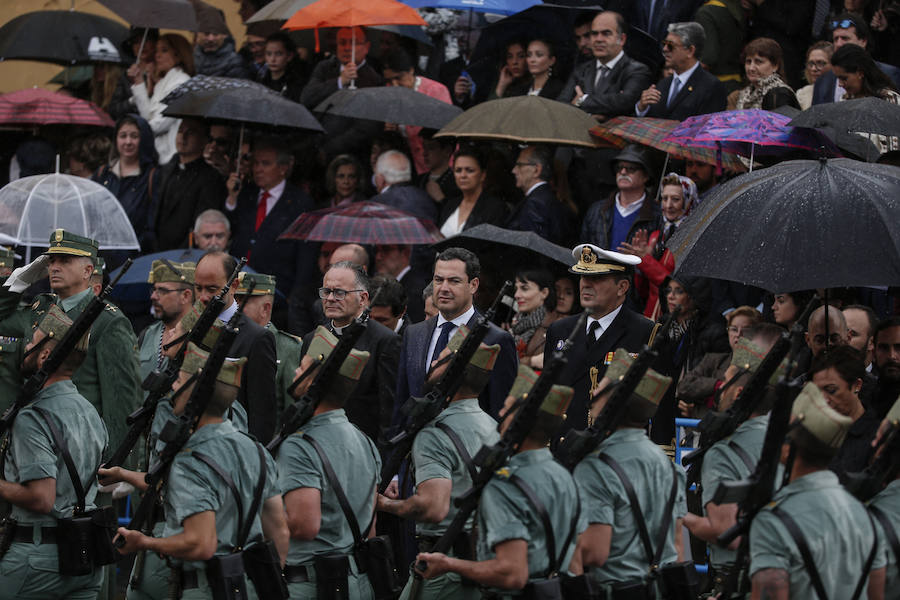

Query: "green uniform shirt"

xmin=267 ymin=322 xmax=302 ymax=421
xmin=0 ymin=335 xmax=23 ymax=415
xmin=477 ymin=448 xmax=583 ymax=590
xmin=137 ymin=320 xmax=166 ymax=399
xmin=574 ymin=428 xmax=686 ymax=584
xmin=4 ymin=380 xmax=108 ymax=526
xmin=869 ymin=479 xmax=900 ymax=593
xmin=701 ymin=414 xmax=768 ymax=567
xmin=163 ymin=420 xmax=279 ymax=571
xmin=750 ymin=470 xmax=885 ymax=597
xmin=0 ymin=286 xmax=141 ymax=454
xmin=277 ymin=409 xmax=381 ymax=566
xmin=412 ymin=398 xmax=499 ymax=538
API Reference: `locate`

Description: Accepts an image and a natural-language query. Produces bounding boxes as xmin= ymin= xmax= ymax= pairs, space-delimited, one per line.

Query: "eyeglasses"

xmin=830 ymin=19 xmax=857 ymax=30
xmin=514 ymin=162 xmax=536 ymax=168
xmin=151 ymin=286 xmax=183 ymax=296
xmin=615 ymin=163 xmax=641 ymax=173
xmin=812 ymin=333 xmax=844 ymax=345
xmin=727 ymin=325 xmax=745 ymax=334
xmin=318 ymin=287 xmax=365 ymax=300
xmin=663 ymin=286 xmax=686 ymax=296
xmin=661 ymin=40 xmax=684 ymax=52
xmin=806 ymin=60 xmax=828 ymax=70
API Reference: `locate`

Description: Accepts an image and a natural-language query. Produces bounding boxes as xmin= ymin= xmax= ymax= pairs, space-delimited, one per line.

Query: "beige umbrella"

xmin=435 ymin=95 xmax=599 ymax=148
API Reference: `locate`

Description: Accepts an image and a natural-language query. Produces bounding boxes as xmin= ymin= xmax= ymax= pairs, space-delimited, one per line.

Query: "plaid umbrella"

xmin=591 ymin=116 xmax=745 ymax=172
xmin=0 ymin=88 xmax=114 ymax=128
xmin=279 ymin=201 xmax=442 ymax=244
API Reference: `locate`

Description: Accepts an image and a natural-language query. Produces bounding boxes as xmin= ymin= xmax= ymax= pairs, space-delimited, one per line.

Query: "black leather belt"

xmin=283 ymin=564 xmax=312 ymax=583
xmin=12 ymin=525 xmax=58 ymax=544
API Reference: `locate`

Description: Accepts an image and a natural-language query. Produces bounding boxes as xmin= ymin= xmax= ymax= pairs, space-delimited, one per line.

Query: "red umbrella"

xmin=0 ymin=88 xmax=114 ymax=128
xmin=280 ymin=201 xmax=442 ymax=245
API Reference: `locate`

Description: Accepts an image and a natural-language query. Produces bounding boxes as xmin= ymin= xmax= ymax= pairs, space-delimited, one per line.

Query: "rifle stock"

xmin=844 ymin=419 xmax=900 ymax=502
xmin=378 ymin=282 xmax=514 ymax=493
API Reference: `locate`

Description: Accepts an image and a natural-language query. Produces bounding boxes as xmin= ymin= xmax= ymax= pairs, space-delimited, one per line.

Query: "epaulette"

xmin=494 ymin=466 xmax=512 ymax=479
xmin=277 ymin=330 xmax=302 ymax=344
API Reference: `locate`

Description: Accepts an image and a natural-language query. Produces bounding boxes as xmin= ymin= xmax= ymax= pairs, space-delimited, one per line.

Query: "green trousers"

xmin=0 ymin=541 xmax=103 ymax=599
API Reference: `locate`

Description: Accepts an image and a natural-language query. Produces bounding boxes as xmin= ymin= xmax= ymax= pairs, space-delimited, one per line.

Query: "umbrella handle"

xmin=135 ymin=28 xmax=149 ymax=66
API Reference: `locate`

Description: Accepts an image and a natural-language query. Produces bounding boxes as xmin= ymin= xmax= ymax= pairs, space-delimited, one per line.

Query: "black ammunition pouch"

xmin=611 ymin=579 xmax=654 ymax=600
xmin=206 ymin=553 xmax=248 ymax=600
xmin=560 ymin=574 xmax=601 ymax=600
xmin=313 ymin=554 xmax=351 ymax=600
xmin=0 ymin=518 xmax=15 ymax=559
xmin=243 ymin=540 xmax=289 ymax=599
xmin=660 ymin=560 xmax=700 ymax=600
xmin=523 ymin=577 xmax=564 ymax=600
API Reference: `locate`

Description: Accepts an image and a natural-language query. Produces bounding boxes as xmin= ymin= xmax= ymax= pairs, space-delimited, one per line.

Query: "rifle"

xmin=378 ymin=281 xmax=514 ymax=493
xmin=710 ymin=299 xmax=814 ymax=597
xmin=116 ymin=283 xmax=251 ymax=546
xmin=266 ymin=286 xmax=381 ymax=454
xmin=682 ymin=297 xmax=818 ymax=487
xmin=844 ymin=417 xmax=900 ymax=502
xmin=407 ymin=311 xmax=587 ymax=599
xmin=554 ymin=307 xmax=680 ymax=471
xmin=102 ymin=258 xmax=246 ymax=469
xmin=0 ymin=258 xmax=134 ymax=437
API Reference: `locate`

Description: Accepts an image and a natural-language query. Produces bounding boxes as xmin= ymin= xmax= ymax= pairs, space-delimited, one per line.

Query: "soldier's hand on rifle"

xmin=415 ymin=551 xmax=451 ymax=579
xmin=384 ymin=478 xmax=399 ymax=499
xmin=5 ymin=254 xmax=49 ymax=293
xmin=115 ymin=527 xmax=148 ymax=554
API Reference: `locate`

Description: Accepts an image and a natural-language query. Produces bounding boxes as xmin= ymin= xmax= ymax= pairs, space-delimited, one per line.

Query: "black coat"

xmin=438 ymin=193 xmax=508 ymax=232
xmin=558 ymin=54 xmax=653 ymax=117
xmin=505 ymin=182 xmax=568 ymax=245
xmin=374 ymin=183 xmax=439 ymax=224
xmin=543 ymin=306 xmax=655 ymax=435
xmin=398 ymin=265 xmax=432 ymax=324
xmin=227 ymin=312 xmax=278 ymax=442
xmin=154 ymin=156 xmax=226 ymax=251
xmin=506 ymin=77 xmax=566 ymax=100
xmin=641 ymin=66 xmax=727 ymax=120
xmin=301 ymin=319 xmax=400 ymax=452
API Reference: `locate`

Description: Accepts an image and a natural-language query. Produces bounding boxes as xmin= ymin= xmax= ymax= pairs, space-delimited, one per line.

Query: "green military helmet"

xmin=147 ymin=260 xmax=195 ymax=285
xmin=604 ymin=348 xmax=672 ymax=420
xmin=236 ymin=272 xmax=276 ymax=296
xmin=304 ymin=326 xmax=370 ymax=402
xmin=36 ymin=304 xmax=89 ymax=352
xmin=444 ymin=325 xmax=501 ymax=392
xmin=179 ymin=300 xmax=225 ymax=351
xmin=790 ymin=382 xmax=853 ymax=450
xmin=180 ymin=341 xmax=247 ymax=387
xmin=887 ymin=394 xmax=900 ymax=425
xmin=508 ymin=364 xmax=575 ymax=418
xmin=0 ymin=246 xmax=15 ymax=269
xmin=730 ymin=337 xmax=787 ymax=385
xmin=92 ymin=256 xmax=106 ymax=277
xmin=44 ymin=229 xmax=99 ymax=259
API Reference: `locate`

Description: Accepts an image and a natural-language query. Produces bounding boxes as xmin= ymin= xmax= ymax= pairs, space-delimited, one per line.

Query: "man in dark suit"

xmin=507 ymin=145 xmax=567 ymax=245
xmin=812 ymin=14 xmax=900 ymax=105
xmin=543 ymin=244 xmax=655 ymax=435
xmin=395 ymin=247 xmax=518 ymax=422
xmin=372 ymin=149 xmax=438 ymax=224
xmin=636 ymin=21 xmax=726 ymax=120
xmin=225 ymin=137 xmax=315 ymax=335
xmin=300 ymin=26 xmax=384 ymax=161
xmin=194 ymin=251 xmax=277 ymax=441
xmin=300 ymin=261 xmax=400 ymax=452
xmin=374 ymin=244 xmax=428 ymax=324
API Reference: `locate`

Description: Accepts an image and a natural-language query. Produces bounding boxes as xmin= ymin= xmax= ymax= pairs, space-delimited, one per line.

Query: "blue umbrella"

xmin=402 ymin=0 xmax=540 ymax=16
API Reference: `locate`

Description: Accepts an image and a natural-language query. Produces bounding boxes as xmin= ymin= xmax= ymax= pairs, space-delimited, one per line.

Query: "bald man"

xmin=806 ymin=305 xmax=851 ymax=358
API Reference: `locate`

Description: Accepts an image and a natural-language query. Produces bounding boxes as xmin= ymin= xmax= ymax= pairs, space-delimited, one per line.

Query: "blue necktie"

xmin=432 ymin=322 xmax=455 ymax=364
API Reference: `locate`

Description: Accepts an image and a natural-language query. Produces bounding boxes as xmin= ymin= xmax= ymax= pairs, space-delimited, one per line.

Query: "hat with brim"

xmin=790 ymin=382 xmax=853 ymax=450
xmin=730 ymin=337 xmax=787 ymax=385
xmin=236 ymin=272 xmax=276 ymax=296
xmin=887 ymin=394 xmax=900 ymax=425
xmin=569 ymin=244 xmax=641 ymax=276
xmin=508 ymin=364 xmax=574 ymax=418
xmin=613 ymin=144 xmax=654 ymax=173
xmin=37 ymin=304 xmax=89 ymax=352
xmin=0 ymin=247 xmax=15 ymax=269
xmin=179 ymin=300 xmax=225 ymax=351
xmin=148 ymin=260 xmax=195 ymax=285
xmin=180 ymin=341 xmax=246 ymax=388
xmin=443 ymin=325 xmax=500 ymax=392
xmin=44 ymin=229 xmax=98 ymax=259
xmin=603 ymin=348 xmax=671 ymax=420
xmin=304 ymin=326 xmax=370 ymax=403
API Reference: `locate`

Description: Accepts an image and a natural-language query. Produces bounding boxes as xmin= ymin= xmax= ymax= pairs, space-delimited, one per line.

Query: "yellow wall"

xmin=0 ymin=0 xmax=247 ymax=93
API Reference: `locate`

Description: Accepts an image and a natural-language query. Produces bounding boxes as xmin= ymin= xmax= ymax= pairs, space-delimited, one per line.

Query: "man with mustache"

xmin=580 ymin=145 xmax=660 ymax=252
xmin=870 ymin=316 xmax=900 ymax=417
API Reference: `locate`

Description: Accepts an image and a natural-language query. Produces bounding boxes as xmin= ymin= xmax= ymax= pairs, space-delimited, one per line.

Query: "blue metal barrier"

xmin=674 ymin=417 xmax=708 ymax=575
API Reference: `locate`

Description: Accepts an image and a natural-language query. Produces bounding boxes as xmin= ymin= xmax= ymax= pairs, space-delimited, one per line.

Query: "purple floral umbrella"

xmin=662 ymin=109 xmax=841 ymax=171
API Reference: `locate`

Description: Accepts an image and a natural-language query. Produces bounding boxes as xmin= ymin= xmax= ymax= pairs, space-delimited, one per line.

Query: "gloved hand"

xmin=98 ymin=481 xmax=135 ymax=500
xmin=4 ymin=254 xmax=49 ymax=293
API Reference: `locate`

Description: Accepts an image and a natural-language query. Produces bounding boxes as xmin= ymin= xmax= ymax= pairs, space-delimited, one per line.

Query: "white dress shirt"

xmin=426 ymin=304 xmax=476 ymax=368
xmin=586 ymin=304 xmax=623 ymax=340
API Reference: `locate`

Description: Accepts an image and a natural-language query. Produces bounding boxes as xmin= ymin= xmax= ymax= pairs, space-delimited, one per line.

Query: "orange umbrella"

xmin=283 ymin=0 xmax=426 ymax=83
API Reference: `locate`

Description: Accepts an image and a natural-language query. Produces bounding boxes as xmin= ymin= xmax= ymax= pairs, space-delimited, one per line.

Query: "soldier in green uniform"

xmin=868 ymin=397 xmax=900 ymax=597
xmin=377 ymin=326 xmax=501 ymax=600
xmin=417 ymin=366 xmax=583 ymax=599
xmin=0 ymin=246 xmax=22 ymax=412
xmin=235 ymin=271 xmax=302 ymax=422
xmin=137 ymin=260 xmax=195 ymax=391
xmin=0 ymin=305 xmax=109 ymax=599
xmin=0 ymin=247 xmax=14 ymax=279
xmin=749 ymin=382 xmax=886 ymax=598
xmin=115 ymin=342 xmax=289 ymax=599
xmin=573 ymin=349 xmax=687 ymax=596
xmin=276 ymin=326 xmax=380 ymax=600
xmin=683 ymin=333 xmax=785 ymax=594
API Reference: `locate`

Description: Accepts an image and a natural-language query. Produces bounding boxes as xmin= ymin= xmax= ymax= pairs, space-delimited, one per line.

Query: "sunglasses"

xmin=661 ymin=40 xmax=684 ymax=52
xmin=830 ymin=18 xmax=856 ymax=30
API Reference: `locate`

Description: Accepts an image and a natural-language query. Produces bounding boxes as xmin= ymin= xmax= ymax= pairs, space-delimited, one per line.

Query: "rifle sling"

xmin=727 ymin=440 xmax=756 ymax=472
xmin=33 ymin=406 xmax=87 ymax=515
xmin=598 ymin=453 xmax=678 ymax=572
xmin=435 ymin=422 xmax=477 ymax=483
xmin=869 ymin=504 xmax=900 ymax=574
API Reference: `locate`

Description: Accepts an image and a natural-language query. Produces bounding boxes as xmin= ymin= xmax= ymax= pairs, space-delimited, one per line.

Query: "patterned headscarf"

xmin=663 ymin=172 xmax=700 ymax=216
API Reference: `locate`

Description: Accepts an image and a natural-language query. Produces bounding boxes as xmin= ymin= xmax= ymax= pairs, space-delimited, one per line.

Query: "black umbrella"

xmin=0 ymin=11 xmax=129 ymax=65
xmin=313 ymin=87 xmax=462 ymax=129
xmin=668 ymin=157 xmax=900 ymax=292
xmin=789 ymin=97 xmax=900 ymax=138
xmin=162 ymin=75 xmax=324 ymax=131
xmin=432 ymin=224 xmax=572 ymax=271
xmin=773 ymin=105 xmax=880 ymax=161
xmin=96 ymin=0 xmax=198 ymax=30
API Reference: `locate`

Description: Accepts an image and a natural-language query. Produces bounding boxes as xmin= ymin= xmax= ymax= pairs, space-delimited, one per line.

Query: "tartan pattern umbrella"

xmin=591 ymin=116 xmax=746 ymax=171
xmin=279 ymin=201 xmax=442 ymax=244
xmin=0 ymin=88 xmax=114 ymax=128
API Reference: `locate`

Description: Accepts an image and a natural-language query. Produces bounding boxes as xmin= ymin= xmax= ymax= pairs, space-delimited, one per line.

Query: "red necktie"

xmin=255 ymin=191 xmax=271 ymax=231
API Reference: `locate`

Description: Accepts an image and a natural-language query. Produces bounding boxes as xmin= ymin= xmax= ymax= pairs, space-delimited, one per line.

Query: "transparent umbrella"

xmin=0 ymin=172 xmax=139 ymax=260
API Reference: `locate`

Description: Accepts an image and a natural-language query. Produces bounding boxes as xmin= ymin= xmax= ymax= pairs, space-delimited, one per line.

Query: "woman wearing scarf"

xmin=727 ymin=37 xmax=798 ymax=110
xmin=509 ymin=268 xmax=557 ymax=370
xmin=619 ymin=172 xmax=699 ymax=319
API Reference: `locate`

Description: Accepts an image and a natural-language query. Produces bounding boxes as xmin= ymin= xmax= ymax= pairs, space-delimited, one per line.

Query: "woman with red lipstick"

xmin=510 ymin=268 xmax=558 ymax=370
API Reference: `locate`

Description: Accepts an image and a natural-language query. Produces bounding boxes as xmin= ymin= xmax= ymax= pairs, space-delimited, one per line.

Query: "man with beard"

xmin=870 ymin=316 xmax=900 ymax=417
xmin=137 ymin=260 xmax=195 ymax=394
